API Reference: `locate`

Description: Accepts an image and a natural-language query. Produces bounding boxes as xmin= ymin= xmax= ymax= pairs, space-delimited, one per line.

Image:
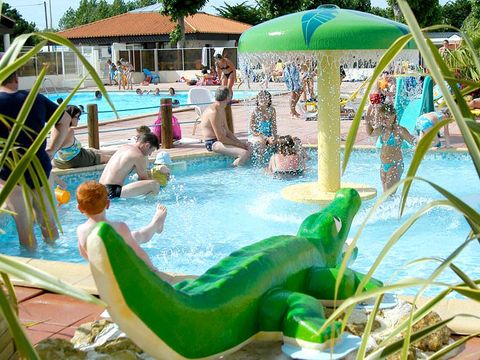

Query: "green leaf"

xmin=0 ymin=74 xmax=85 ymax=208
xmin=0 ymin=66 xmax=47 ymax=167
xmin=0 ymin=41 xmax=47 ymax=85
xmin=428 ymin=332 xmax=480 ymax=360
xmin=0 ymin=272 xmax=18 ymax=314
xmin=342 ymin=33 xmax=413 ymax=174
xmin=0 ymin=287 xmax=39 ymax=359
xmin=451 ymin=286 xmax=480 ymax=301
xmin=378 ymin=280 xmax=480 ymax=348
xmin=399 ymin=120 xmax=451 ymax=216
xmin=317 ymin=278 xmax=437 ymax=336
xmin=367 ymin=317 xmax=455 ymax=359
xmin=0 ymin=255 xmax=105 ymax=306
xmin=396 ymin=0 xmax=480 ymax=177
xmin=356 ymin=293 xmax=384 ymax=359
xmin=34 ymin=32 xmax=118 ymax=119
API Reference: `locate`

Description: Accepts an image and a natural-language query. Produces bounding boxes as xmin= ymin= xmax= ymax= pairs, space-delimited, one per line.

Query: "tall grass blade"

xmin=0 ymin=272 xmax=18 ymax=313
xmin=0 ymin=75 xmax=85 ymax=207
xmin=0 ymin=255 xmax=104 ymax=306
xmin=0 ymin=67 xmax=47 ymax=166
xmin=428 ymin=332 xmax=480 ymax=360
xmin=342 ymin=34 xmax=413 ymax=174
xmin=0 ymin=287 xmax=39 ymax=359
xmin=34 ymin=32 xmax=118 ymax=119
xmin=356 ymin=294 xmax=384 ymax=359
xmin=367 ymin=317 xmax=454 ymax=359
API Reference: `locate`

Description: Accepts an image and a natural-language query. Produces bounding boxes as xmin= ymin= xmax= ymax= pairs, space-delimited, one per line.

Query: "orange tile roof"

xmin=58 ymin=12 xmax=251 ymax=39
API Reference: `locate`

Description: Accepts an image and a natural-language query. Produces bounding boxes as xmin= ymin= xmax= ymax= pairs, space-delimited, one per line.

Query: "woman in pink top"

xmin=267 ymin=135 xmax=304 ymax=175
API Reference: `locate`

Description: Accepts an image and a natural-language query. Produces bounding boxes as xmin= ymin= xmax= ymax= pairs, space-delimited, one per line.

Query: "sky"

xmin=9 ymin=0 xmax=448 ymax=30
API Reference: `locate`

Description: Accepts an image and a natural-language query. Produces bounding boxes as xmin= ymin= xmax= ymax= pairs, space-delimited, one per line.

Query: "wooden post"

xmin=161 ymin=98 xmax=173 ymax=149
xmin=226 ymin=103 xmax=234 ymax=133
xmin=87 ymin=104 xmax=99 ymax=149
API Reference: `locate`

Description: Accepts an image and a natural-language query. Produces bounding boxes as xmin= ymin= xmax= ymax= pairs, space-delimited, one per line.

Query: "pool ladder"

xmin=42 ymin=77 xmax=59 ymax=97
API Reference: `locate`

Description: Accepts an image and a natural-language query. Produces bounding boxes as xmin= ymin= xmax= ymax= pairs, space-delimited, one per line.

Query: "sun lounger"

xmin=187 ymin=88 xmax=214 ymax=135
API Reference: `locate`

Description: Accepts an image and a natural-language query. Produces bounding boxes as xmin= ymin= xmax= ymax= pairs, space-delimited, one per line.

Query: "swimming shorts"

xmin=105 ymin=184 xmax=122 ymax=199
xmin=54 ymin=148 xmax=101 ymax=169
xmin=205 ymin=138 xmax=218 ymax=152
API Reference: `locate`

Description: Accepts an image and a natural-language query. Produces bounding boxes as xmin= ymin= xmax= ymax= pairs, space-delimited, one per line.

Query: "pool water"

xmin=1 ymin=150 xmax=478 ymax=297
xmin=46 ymin=90 xmax=271 ymax=123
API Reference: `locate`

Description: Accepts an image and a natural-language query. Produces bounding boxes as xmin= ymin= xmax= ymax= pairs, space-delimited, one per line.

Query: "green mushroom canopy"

xmin=238 ymin=5 xmax=415 ymax=53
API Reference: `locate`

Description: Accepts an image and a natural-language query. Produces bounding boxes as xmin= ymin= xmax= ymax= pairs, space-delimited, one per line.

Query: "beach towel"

xmin=151 ymin=115 xmax=182 ymax=142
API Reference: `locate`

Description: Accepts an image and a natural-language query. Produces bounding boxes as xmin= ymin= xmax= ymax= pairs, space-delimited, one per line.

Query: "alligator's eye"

xmin=333 ymin=216 xmax=342 ymax=233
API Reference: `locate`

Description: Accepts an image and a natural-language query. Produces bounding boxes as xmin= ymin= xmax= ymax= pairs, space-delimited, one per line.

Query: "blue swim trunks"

xmin=205 ymin=138 xmax=217 ymax=151
xmin=284 ymin=64 xmax=302 ymax=93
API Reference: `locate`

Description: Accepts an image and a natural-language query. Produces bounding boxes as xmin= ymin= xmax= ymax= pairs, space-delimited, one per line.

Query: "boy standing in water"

xmin=76 ymin=181 xmax=171 ymax=280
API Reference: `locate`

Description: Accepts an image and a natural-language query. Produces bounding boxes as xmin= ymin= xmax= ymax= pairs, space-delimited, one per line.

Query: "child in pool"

xmin=365 ymin=102 xmax=416 ymax=193
xmin=248 ymin=90 xmax=277 ymax=163
xmin=136 ymin=88 xmax=149 ymax=95
xmin=150 ymin=151 xmax=172 ymax=187
xmin=76 ymin=181 xmax=172 ymax=283
xmin=267 ymin=135 xmax=304 ymax=175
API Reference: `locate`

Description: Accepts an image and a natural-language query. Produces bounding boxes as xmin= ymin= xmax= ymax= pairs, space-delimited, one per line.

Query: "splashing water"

xmin=0 ymin=150 xmax=477 ymax=297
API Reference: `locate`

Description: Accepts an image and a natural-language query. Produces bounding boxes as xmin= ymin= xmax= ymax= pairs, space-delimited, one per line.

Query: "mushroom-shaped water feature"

xmin=238 ymin=5 xmax=416 ymax=204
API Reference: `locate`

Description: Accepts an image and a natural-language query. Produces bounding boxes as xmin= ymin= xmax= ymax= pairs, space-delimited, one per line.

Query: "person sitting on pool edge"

xmin=76 ymin=180 xmax=173 ymax=282
xmin=200 ymin=86 xmax=251 ymax=166
xmin=99 ymin=132 xmax=160 ymax=198
xmin=53 ymin=105 xmax=114 ymax=169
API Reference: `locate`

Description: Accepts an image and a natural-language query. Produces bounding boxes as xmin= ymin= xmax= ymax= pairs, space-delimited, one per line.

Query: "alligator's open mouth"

xmin=333 ymin=216 xmax=342 ymax=233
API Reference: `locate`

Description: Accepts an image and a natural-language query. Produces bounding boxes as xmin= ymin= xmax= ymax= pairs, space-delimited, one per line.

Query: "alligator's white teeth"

xmin=333 ymin=216 xmax=342 ymax=233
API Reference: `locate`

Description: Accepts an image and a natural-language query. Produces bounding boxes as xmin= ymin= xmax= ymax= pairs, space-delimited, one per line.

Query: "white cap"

xmin=154 ymin=151 xmax=172 ymax=165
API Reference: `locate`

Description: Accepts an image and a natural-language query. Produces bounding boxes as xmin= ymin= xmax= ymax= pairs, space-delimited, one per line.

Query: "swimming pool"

xmin=1 ymin=149 xmax=478 ymax=297
xmin=46 ymin=90 xmax=271 ymax=123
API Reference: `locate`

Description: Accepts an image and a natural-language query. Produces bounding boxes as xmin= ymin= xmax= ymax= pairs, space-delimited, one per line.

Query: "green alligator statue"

xmin=86 ymin=188 xmax=382 ymax=359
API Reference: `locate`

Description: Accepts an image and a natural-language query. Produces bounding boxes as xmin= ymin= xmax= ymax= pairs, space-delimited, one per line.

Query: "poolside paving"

xmin=7 ymin=82 xmax=478 ymax=356
xmin=70 ymin=81 xmax=468 ymax=156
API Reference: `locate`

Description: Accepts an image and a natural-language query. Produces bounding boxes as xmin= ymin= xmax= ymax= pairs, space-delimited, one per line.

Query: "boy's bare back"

xmin=77 ymin=219 xmax=130 ymax=259
xmin=99 ymin=144 xmax=146 ymax=185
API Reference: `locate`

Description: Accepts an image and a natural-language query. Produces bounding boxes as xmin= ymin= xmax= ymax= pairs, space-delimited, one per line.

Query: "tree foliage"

xmin=160 ymin=0 xmax=207 ymax=21
xmin=58 ymin=0 xmax=158 ymax=29
xmin=386 ymin=0 xmax=441 ymax=27
xmin=461 ymin=0 xmax=480 ymax=48
xmin=1 ymin=3 xmax=38 ymax=50
xmin=303 ymin=0 xmax=371 ymax=12
xmin=214 ymin=1 xmax=263 ymax=25
xmin=255 ymin=0 xmax=372 ymax=20
xmin=256 ymin=0 xmax=302 ymax=20
xmin=160 ymin=0 xmax=207 ymax=48
xmin=370 ymin=6 xmax=393 ymax=19
xmin=441 ymin=0 xmax=471 ymax=28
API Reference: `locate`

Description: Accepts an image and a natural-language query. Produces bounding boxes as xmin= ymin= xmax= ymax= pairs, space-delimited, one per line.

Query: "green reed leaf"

xmin=0 ymin=286 xmax=39 ymax=359
xmin=0 ymin=255 xmax=104 ymax=306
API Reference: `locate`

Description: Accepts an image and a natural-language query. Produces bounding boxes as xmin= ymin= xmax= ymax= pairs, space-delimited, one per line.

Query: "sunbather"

xmin=53 ymin=105 xmax=113 ymax=169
